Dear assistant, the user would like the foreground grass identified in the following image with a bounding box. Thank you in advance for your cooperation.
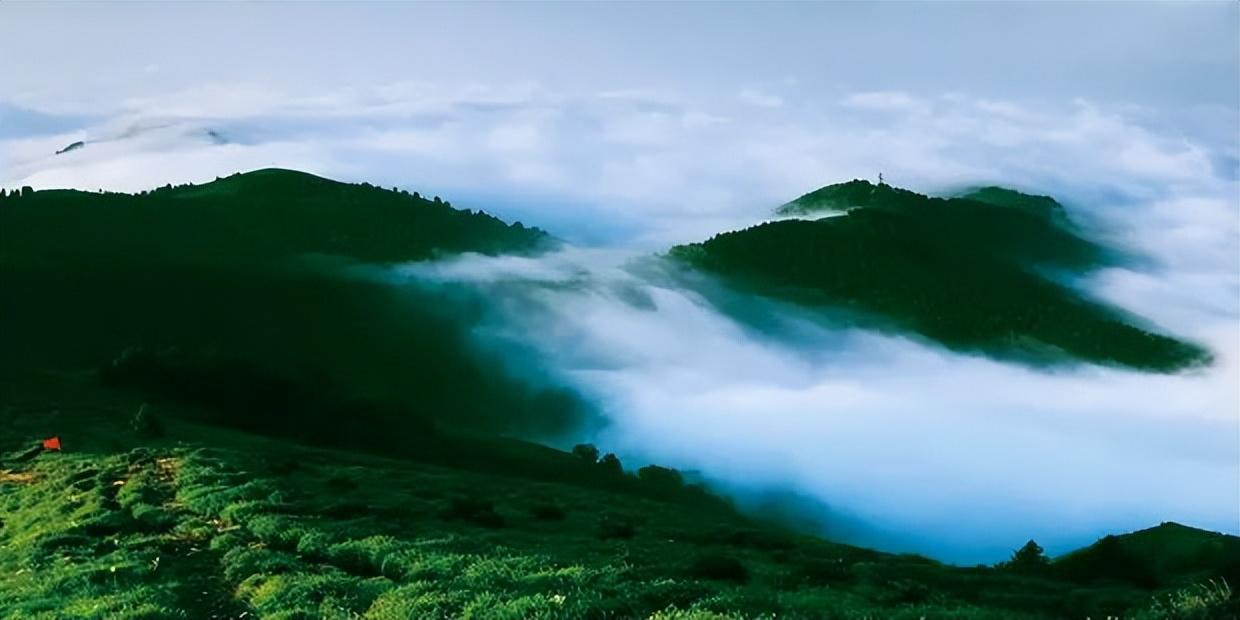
[0,376,1233,619]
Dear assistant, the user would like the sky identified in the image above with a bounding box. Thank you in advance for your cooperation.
[2,2,1238,562]
[2,2,1236,243]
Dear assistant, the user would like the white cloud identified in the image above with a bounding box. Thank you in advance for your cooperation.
[842,90,928,114]
[395,239,1238,564]
[738,88,784,108]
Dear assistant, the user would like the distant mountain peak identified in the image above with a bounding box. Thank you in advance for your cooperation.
[776,180,1071,224]
[675,180,1210,372]
[54,140,85,155]
[775,179,880,216]
[958,186,1067,223]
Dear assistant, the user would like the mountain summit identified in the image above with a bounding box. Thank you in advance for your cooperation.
[673,181,1209,371]
[0,168,552,270]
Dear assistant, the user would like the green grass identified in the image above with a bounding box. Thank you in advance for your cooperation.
[2,372,1234,619]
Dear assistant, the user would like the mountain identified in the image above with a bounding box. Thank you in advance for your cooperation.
[777,181,1068,225]
[1055,522,1240,589]
[0,169,579,439]
[775,179,898,216]
[957,186,1070,224]
[671,181,1208,372]
[54,140,85,155]
[0,168,552,271]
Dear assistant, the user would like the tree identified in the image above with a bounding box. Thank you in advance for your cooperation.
[598,453,624,476]
[130,403,165,438]
[1005,540,1050,573]
[571,443,599,464]
[637,465,684,491]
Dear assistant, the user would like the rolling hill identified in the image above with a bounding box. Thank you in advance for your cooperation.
[1,369,1236,620]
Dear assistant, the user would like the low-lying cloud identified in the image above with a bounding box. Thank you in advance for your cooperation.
[395,233,1236,565]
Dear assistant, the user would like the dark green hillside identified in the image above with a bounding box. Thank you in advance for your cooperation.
[0,170,580,438]
[1,372,1235,619]
[775,179,903,216]
[1055,522,1240,589]
[672,182,1208,371]
[0,168,551,270]
[957,186,1068,223]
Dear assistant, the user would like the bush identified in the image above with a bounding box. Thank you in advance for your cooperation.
[598,453,624,476]
[637,465,685,492]
[686,553,749,584]
[1135,579,1236,620]
[528,502,566,522]
[596,515,638,540]
[571,443,599,463]
[789,557,853,585]
[130,404,165,438]
[1001,540,1050,575]
[442,497,505,528]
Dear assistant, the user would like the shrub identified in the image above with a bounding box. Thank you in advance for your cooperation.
[598,453,624,476]
[442,497,505,528]
[297,531,334,559]
[686,553,749,584]
[1135,579,1236,620]
[326,536,406,578]
[1001,540,1050,575]
[637,465,685,492]
[789,557,853,585]
[571,443,599,464]
[325,475,358,492]
[130,404,165,439]
[528,502,566,522]
[596,515,638,540]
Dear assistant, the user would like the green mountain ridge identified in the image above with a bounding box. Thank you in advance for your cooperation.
[672,181,1209,372]
[0,169,585,439]
[776,180,1069,225]
[1055,522,1240,589]
[0,167,553,271]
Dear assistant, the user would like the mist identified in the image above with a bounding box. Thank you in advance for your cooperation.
[389,232,1235,564]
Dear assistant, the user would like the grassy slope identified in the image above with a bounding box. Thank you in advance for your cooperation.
[1055,523,1240,589]
[5,372,1235,620]
[672,181,1207,372]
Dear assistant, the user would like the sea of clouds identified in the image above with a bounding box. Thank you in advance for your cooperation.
[2,82,1236,563]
